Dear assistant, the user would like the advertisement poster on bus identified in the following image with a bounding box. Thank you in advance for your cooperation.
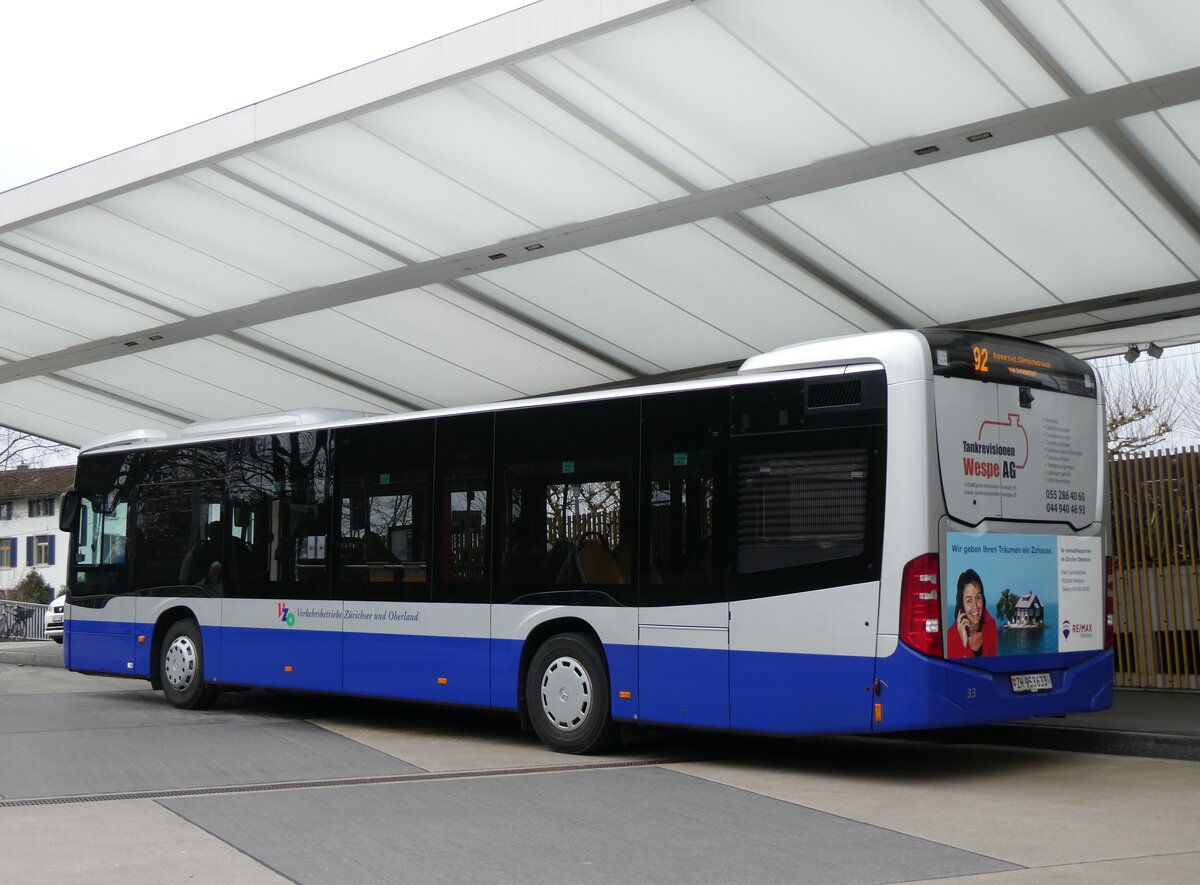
[933,377,1099,528]
[945,532,1102,658]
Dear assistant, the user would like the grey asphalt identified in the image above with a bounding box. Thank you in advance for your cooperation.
[2,640,1197,760]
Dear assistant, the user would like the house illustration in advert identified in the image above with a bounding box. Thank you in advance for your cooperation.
[1009,593,1046,629]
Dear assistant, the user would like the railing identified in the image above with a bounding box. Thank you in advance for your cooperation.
[0,600,49,641]
[1110,446,1200,690]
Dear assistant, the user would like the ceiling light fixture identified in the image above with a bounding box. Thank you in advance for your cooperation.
[1124,345,1140,363]
[1146,342,1164,359]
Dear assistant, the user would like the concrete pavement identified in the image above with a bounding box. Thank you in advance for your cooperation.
[2,639,1197,760]
[2,662,1198,885]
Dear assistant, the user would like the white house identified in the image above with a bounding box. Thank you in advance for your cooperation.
[0,464,75,598]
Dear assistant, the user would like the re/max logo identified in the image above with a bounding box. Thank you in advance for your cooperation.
[278,603,296,627]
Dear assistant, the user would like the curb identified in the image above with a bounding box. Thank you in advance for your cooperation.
[931,723,1200,762]
[0,646,64,669]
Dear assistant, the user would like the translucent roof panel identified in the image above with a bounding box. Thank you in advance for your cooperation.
[1,0,1199,447]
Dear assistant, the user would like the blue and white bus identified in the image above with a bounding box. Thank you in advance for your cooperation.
[60,330,1113,753]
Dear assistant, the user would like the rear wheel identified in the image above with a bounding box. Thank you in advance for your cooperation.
[160,619,219,710]
[525,632,616,754]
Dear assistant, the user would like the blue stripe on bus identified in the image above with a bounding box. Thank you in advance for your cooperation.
[65,618,1112,733]
[729,649,877,734]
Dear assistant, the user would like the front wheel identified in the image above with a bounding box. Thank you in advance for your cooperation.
[525,633,616,754]
[160,619,219,710]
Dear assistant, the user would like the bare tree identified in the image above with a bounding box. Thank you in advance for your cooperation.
[1099,345,1200,455]
[0,426,71,474]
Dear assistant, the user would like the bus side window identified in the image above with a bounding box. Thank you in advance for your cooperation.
[495,400,638,606]
[227,431,333,600]
[640,388,727,608]
[334,421,433,602]
[433,414,493,604]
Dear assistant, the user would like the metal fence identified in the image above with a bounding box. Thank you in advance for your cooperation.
[0,599,48,642]
[1110,446,1200,690]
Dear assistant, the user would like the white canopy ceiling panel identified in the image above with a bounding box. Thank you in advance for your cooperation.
[219,153,439,266]
[738,205,935,329]
[453,270,663,376]
[0,377,187,442]
[703,0,1046,144]
[96,173,394,294]
[1055,127,1200,275]
[762,173,1058,324]
[1005,0,1200,92]
[3,0,1200,447]
[0,252,177,342]
[178,168,406,274]
[237,121,535,259]
[530,4,866,189]
[125,337,389,417]
[12,206,284,312]
[63,355,278,423]
[245,310,533,409]
[471,249,752,372]
[575,223,864,352]
[333,286,619,396]
[0,229,211,322]
[920,0,1069,108]
[417,282,639,383]
[908,137,1198,301]
[0,313,86,361]
[1121,101,1200,217]
[354,70,685,227]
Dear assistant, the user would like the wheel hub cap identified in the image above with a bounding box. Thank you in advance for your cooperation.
[540,655,591,732]
[164,635,197,692]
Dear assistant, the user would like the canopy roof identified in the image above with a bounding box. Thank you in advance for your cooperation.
[3,0,1200,448]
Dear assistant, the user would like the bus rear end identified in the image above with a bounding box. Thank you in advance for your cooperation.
[876,330,1112,731]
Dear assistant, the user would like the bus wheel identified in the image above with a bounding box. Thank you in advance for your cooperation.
[160,619,219,710]
[526,633,616,754]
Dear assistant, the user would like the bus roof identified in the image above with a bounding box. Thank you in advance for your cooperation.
[79,330,942,455]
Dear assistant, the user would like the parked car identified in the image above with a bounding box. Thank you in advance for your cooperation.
[45,594,66,644]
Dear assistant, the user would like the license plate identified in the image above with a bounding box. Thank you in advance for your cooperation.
[1011,672,1052,693]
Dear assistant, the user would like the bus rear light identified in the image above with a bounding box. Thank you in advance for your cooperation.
[900,553,943,658]
[1105,555,1115,650]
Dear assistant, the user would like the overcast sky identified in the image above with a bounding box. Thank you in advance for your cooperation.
[1,0,528,193]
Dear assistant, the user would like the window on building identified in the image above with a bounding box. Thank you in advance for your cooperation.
[0,502,12,520]
[29,534,56,567]
[29,498,55,518]
[0,537,16,568]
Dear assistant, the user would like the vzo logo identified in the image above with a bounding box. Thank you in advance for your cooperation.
[278,602,296,627]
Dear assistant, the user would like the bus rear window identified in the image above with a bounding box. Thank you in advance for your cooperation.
[737,449,868,573]
[920,329,1096,398]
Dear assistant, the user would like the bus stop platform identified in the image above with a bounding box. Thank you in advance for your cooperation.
[2,640,1196,761]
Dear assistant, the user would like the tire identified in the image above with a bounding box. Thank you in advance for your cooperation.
[160,619,219,710]
[525,632,616,754]
[52,636,63,644]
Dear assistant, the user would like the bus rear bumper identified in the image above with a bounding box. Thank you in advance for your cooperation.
[872,644,1114,733]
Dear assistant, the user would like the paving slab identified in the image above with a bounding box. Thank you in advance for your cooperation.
[160,766,1016,885]
[0,800,286,884]
[665,735,1200,868]
[0,688,421,801]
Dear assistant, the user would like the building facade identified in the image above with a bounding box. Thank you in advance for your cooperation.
[0,464,75,598]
